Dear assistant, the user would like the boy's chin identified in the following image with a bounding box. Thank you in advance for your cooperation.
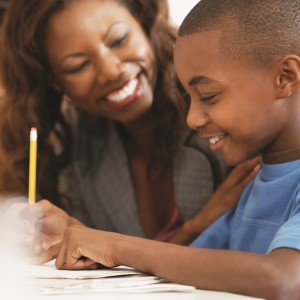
[223,155,250,166]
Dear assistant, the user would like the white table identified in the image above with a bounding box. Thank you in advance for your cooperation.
[0,254,264,300]
[23,278,263,300]
[26,290,263,300]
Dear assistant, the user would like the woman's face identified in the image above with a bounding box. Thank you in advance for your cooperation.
[45,0,157,124]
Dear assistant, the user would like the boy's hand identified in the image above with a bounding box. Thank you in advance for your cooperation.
[55,226,119,270]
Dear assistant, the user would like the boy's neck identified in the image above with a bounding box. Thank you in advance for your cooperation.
[262,148,300,164]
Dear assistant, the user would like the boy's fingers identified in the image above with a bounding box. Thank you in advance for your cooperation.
[84,258,99,269]
[55,240,68,269]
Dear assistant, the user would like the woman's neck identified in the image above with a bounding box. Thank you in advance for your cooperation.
[120,112,156,157]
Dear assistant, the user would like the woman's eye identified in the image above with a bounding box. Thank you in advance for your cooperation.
[110,34,127,48]
[65,61,89,74]
[200,95,215,103]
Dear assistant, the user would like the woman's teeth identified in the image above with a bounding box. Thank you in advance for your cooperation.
[209,136,224,145]
[106,78,138,103]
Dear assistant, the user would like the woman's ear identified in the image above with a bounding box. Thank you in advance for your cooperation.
[275,55,300,98]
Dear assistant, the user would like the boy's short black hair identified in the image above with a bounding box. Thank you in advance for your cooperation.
[178,0,300,66]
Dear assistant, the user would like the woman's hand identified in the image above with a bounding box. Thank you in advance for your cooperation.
[55,225,120,270]
[168,156,261,245]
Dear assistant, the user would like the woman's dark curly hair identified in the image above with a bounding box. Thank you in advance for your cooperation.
[0,0,187,205]
[0,1,7,24]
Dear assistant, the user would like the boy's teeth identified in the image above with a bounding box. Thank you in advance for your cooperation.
[209,136,223,145]
[106,78,138,103]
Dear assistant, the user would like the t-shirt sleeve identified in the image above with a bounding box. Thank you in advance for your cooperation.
[268,190,300,253]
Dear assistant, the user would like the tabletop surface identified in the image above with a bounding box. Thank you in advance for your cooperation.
[19,278,264,300]
[1,256,264,300]
[24,289,264,300]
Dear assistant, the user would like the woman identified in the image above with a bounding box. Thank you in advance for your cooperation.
[0,0,258,249]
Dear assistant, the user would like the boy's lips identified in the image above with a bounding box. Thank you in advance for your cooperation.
[208,134,226,145]
[200,133,228,151]
[200,132,227,141]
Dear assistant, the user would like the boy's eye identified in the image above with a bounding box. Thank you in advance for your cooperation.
[110,34,127,48]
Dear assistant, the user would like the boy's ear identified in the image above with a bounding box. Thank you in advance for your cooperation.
[275,55,300,98]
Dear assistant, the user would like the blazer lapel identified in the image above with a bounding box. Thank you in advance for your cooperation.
[89,122,144,236]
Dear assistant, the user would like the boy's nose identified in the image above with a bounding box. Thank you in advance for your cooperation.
[187,100,209,130]
[96,52,124,85]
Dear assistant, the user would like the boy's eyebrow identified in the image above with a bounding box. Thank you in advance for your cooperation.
[188,75,217,86]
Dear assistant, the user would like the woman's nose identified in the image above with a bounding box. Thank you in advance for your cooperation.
[96,51,124,85]
[187,99,209,130]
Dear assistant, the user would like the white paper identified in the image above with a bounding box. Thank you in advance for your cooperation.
[35,278,195,295]
[25,260,196,295]
[24,260,144,279]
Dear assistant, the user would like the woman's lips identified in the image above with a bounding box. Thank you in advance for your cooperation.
[105,78,139,103]
[100,75,142,109]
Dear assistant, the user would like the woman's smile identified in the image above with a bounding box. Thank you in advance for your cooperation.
[105,77,139,103]
[45,0,156,123]
[99,73,143,109]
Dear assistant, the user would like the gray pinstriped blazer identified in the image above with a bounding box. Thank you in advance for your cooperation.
[59,118,227,237]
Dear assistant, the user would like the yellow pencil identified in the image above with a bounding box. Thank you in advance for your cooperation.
[28,127,38,205]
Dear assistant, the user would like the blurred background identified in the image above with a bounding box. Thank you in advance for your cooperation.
[168,0,199,25]
[0,1,200,27]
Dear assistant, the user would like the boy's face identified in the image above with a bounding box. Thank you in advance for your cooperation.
[174,30,286,165]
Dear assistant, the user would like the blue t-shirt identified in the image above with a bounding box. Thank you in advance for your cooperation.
[191,159,300,254]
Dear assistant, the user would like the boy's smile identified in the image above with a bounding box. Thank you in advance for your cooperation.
[174,30,293,165]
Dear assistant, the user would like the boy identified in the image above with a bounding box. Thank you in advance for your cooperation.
[46,0,300,299]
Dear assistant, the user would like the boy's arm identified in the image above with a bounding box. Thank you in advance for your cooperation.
[118,236,300,300]
[55,226,300,300]
[131,242,300,299]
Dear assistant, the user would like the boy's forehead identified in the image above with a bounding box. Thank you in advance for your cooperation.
[175,30,221,58]
[174,30,222,78]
